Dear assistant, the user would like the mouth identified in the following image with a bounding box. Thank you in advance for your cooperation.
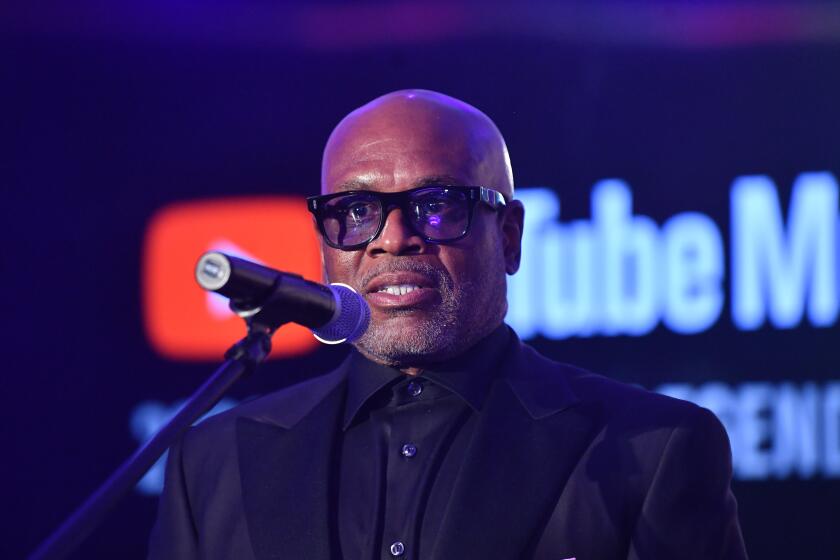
[364,272,439,309]
[375,284,422,296]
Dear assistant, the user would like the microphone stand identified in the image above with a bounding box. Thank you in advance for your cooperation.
[29,309,279,560]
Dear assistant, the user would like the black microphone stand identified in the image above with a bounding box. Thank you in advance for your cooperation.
[29,305,283,560]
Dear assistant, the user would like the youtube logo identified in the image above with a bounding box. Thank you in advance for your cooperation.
[142,196,322,360]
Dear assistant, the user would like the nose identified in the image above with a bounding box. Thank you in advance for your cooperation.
[366,206,426,256]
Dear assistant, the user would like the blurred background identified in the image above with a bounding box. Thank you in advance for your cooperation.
[4,0,840,557]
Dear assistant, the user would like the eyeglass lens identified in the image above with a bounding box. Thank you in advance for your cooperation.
[321,188,471,248]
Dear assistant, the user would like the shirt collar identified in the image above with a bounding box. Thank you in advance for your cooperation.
[342,324,512,430]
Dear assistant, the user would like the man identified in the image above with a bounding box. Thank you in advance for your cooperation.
[149,90,747,559]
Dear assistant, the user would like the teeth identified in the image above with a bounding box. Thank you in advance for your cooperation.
[378,284,421,296]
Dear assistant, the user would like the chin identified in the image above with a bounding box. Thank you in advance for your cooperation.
[356,286,507,366]
[355,317,460,366]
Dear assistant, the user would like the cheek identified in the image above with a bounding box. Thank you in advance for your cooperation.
[466,218,505,262]
[321,246,359,285]
[442,232,504,285]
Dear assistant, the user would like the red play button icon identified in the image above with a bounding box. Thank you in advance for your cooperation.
[142,196,322,360]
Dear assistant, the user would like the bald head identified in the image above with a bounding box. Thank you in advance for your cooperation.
[315,90,524,368]
[321,89,514,198]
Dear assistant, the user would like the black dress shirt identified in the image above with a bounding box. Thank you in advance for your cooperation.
[337,324,512,559]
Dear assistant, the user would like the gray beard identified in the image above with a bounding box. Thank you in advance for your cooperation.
[351,259,506,367]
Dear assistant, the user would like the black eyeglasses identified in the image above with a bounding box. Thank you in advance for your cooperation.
[306,185,507,250]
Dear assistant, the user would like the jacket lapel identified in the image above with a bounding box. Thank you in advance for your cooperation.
[236,367,347,560]
[431,340,600,559]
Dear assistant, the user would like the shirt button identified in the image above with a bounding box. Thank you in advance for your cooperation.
[406,380,423,397]
[401,443,417,458]
[389,541,405,556]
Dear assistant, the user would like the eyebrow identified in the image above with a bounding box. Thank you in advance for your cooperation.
[410,175,467,188]
[336,179,373,192]
[335,174,470,193]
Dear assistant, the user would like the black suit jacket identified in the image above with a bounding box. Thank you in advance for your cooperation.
[148,334,747,559]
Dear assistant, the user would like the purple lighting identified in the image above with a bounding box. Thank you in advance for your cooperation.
[3,1,840,50]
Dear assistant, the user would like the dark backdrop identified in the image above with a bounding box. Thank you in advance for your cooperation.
[4,2,840,558]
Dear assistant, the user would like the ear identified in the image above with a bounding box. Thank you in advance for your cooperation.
[500,200,524,275]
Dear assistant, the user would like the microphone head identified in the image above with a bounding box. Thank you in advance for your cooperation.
[313,283,370,345]
[195,251,232,291]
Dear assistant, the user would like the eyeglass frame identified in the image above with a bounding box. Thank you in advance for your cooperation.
[306,185,508,250]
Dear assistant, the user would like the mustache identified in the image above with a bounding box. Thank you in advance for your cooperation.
[358,259,452,292]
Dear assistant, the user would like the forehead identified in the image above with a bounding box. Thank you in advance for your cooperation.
[322,102,492,195]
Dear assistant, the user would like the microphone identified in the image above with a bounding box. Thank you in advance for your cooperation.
[195,251,370,344]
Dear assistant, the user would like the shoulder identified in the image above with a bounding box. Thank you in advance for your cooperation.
[179,364,348,457]
[568,358,712,426]
[568,360,730,457]
[509,337,725,439]
[512,339,733,480]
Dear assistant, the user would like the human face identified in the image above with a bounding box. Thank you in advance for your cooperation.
[320,99,522,367]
